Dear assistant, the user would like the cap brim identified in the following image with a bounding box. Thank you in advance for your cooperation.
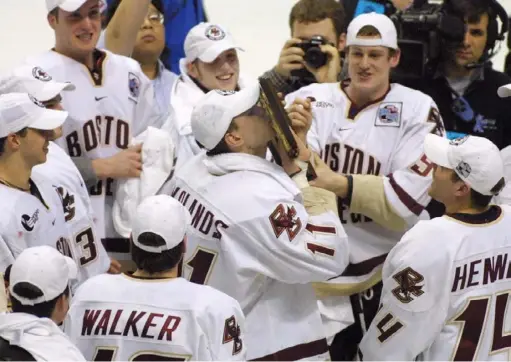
[199,43,244,63]
[64,256,78,281]
[59,0,87,12]
[32,82,75,102]
[424,134,451,168]
[498,84,511,98]
[30,108,69,131]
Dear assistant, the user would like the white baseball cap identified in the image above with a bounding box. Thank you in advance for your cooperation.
[424,134,505,196]
[347,12,398,49]
[0,65,75,101]
[0,93,68,138]
[9,246,77,306]
[184,22,244,63]
[497,84,511,98]
[191,84,261,150]
[131,195,191,253]
[46,0,88,12]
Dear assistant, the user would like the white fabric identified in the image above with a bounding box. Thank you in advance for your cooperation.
[360,205,511,361]
[0,65,75,101]
[170,152,349,360]
[191,85,260,150]
[0,313,85,361]
[32,142,110,290]
[45,0,86,12]
[131,195,191,252]
[66,274,246,360]
[425,134,504,196]
[184,22,243,63]
[169,59,255,171]
[0,93,68,138]
[497,83,511,98]
[9,246,77,306]
[347,12,398,49]
[112,127,176,238]
[493,146,511,205]
[286,82,445,339]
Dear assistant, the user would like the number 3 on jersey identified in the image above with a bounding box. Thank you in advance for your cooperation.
[184,247,218,285]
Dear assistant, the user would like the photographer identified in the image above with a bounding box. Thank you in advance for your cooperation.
[421,0,511,149]
[261,0,346,95]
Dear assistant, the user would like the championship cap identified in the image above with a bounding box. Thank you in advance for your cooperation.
[0,65,75,101]
[0,93,68,138]
[46,0,88,12]
[184,22,244,63]
[9,246,77,306]
[424,134,505,196]
[191,84,261,150]
[497,84,511,98]
[131,195,191,253]
[346,12,398,49]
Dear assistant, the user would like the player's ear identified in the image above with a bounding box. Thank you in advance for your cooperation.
[337,33,346,52]
[187,61,199,79]
[224,129,242,150]
[47,13,58,29]
[389,48,401,68]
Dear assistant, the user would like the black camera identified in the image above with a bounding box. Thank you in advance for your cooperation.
[296,36,328,69]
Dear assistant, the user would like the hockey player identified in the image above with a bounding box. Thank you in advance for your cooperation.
[65,195,246,361]
[285,12,446,359]
[170,84,349,360]
[360,134,510,360]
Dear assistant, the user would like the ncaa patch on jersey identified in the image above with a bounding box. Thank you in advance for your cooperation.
[375,102,402,127]
[128,72,140,100]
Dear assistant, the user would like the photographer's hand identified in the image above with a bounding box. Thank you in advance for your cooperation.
[305,44,341,84]
[275,38,306,79]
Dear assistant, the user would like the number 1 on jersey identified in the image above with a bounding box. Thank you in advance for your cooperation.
[185,247,218,285]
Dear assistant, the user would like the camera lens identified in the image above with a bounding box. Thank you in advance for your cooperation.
[304,48,327,69]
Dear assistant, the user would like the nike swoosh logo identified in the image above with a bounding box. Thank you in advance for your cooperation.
[339,128,352,131]
[95,96,107,101]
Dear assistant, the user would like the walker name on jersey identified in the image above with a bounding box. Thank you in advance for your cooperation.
[65,115,130,157]
[172,187,229,240]
[323,143,382,224]
[82,308,181,341]
[452,252,511,293]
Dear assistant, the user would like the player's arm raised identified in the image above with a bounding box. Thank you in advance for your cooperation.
[310,98,446,231]
[360,223,451,360]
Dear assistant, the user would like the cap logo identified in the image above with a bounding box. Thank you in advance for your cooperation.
[449,135,469,146]
[205,25,226,41]
[456,161,471,178]
[32,67,52,82]
[29,95,45,108]
[215,90,236,96]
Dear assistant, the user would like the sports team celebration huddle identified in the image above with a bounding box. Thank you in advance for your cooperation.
[1,0,511,360]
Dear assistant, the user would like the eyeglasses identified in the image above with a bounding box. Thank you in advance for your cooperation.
[146,12,164,25]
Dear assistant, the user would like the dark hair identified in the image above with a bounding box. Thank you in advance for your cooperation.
[104,0,170,67]
[351,25,398,57]
[131,232,184,274]
[289,0,346,38]
[0,128,28,156]
[10,283,70,319]
[451,172,504,209]
[446,0,495,24]
[48,8,59,19]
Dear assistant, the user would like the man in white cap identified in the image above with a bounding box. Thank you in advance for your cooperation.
[170,84,349,360]
[284,11,446,359]
[360,134,511,361]
[24,0,172,264]
[65,195,246,361]
[0,93,73,274]
[0,246,85,360]
[170,22,253,171]
[0,65,116,284]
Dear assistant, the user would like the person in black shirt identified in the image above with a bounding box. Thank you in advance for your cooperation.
[421,0,511,149]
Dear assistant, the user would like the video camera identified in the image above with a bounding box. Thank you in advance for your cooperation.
[390,0,466,86]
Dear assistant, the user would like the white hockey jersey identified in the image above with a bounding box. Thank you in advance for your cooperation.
[286,82,445,286]
[24,49,166,247]
[32,142,110,289]
[65,274,246,361]
[0,177,71,273]
[361,205,511,361]
[170,152,349,360]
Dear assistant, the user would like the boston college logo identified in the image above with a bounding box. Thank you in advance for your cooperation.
[205,25,226,41]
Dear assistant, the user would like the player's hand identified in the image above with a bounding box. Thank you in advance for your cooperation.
[106,143,143,179]
[275,38,305,79]
[274,128,311,175]
[108,258,122,274]
[305,44,341,84]
[309,153,348,197]
[286,97,313,144]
